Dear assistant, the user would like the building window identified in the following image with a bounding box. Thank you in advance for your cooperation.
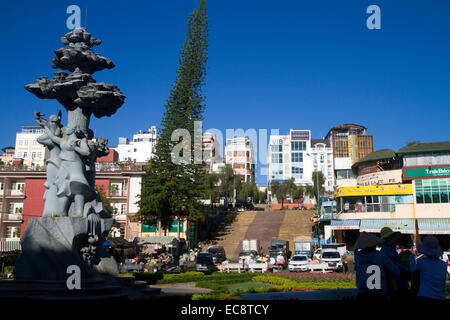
[169,220,184,233]
[291,141,306,151]
[18,152,22,158]
[37,152,42,158]
[271,145,282,152]
[23,152,27,158]
[24,140,28,146]
[291,152,303,163]
[416,178,449,204]
[32,152,36,159]
[18,140,23,146]
[320,154,324,163]
[292,166,303,179]
[271,153,283,164]
[141,220,157,233]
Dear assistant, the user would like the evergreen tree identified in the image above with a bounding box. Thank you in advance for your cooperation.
[137,0,208,235]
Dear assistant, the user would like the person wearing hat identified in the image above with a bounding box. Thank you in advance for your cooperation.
[379,227,413,300]
[411,236,447,300]
[354,232,400,301]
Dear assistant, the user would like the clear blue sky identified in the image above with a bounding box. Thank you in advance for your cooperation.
[1,0,449,186]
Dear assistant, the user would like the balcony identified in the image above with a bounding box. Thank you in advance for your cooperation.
[108,190,127,198]
[339,203,396,214]
[3,213,23,222]
[5,189,25,197]
[114,214,127,222]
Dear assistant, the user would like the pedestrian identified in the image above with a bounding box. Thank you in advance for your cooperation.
[379,227,412,300]
[354,232,400,301]
[411,236,447,301]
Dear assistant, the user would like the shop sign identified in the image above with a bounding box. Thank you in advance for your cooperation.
[335,184,413,197]
[403,165,450,180]
[357,169,402,186]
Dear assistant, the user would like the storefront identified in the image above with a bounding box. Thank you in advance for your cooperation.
[330,220,360,250]
[335,184,414,213]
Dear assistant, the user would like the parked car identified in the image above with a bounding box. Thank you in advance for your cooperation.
[195,253,215,273]
[207,245,226,264]
[288,254,309,272]
[320,249,343,272]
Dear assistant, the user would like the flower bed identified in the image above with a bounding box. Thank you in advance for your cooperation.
[252,274,356,291]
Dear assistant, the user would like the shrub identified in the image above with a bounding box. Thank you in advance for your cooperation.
[192,292,240,300]
[252,275,356,291]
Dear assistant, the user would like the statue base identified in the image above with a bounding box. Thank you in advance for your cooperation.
[14,216,119,281]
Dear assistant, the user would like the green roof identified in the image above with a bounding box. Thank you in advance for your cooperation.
[397,141,450,154]
[352,149,396,168]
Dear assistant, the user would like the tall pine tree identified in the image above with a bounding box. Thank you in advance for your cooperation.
[137,0,208,236]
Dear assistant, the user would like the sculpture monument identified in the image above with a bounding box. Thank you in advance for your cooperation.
[14,27,125,281]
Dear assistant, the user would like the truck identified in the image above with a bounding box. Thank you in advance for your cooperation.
[268,239,290,269]
[294,236,313,257]
[242,239,259,253]
[321,243,347,257]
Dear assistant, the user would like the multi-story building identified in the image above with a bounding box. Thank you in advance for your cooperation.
[311,139,334,193]
[267,130,313,187]
[0,147,15,164]
[0,160,145,244]
[202,131,221,173]
[225,137,255,183]
[325,124,373,188]
[14,126,48,168]
[116,125,158,163]
[331,141,450,251]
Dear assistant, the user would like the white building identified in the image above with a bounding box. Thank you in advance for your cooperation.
[267,129,313,187]
[311,139,334,192]
[117,125,158,163]
[14,126,48,168]
[202,132,221,172]
[225,137,255,183]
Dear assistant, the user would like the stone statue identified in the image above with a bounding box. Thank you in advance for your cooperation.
[15,28,125,281]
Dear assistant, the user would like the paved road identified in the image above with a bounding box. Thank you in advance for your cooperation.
[236,210,286,258]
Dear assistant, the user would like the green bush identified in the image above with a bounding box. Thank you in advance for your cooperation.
[252,275,356,291]
[3,266,14,274]
[192,292,240,300]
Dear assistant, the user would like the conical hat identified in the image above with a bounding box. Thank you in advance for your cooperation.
[354,232,384,250]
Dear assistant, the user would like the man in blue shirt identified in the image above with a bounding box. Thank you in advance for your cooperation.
[354,232,400,301]
[412,236,447,300]
[379,227,414,300]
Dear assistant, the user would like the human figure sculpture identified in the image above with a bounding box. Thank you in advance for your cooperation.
[35,111,67,217]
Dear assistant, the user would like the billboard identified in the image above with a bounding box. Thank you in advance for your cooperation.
[290,130,310,141]
[403,165,450,180]
[335,184,413,198]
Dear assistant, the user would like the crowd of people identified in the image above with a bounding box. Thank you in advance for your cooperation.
[354,227,448,301]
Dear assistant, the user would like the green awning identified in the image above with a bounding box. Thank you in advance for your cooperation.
[0,240,21,252]
[360,219,416,234]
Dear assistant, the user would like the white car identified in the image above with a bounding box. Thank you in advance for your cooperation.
[288,255,309,272]
[320,249,343,272]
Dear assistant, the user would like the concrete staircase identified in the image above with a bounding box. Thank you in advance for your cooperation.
[204,209,315,261]
[208,210,258,260]
[277,210,315,254]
